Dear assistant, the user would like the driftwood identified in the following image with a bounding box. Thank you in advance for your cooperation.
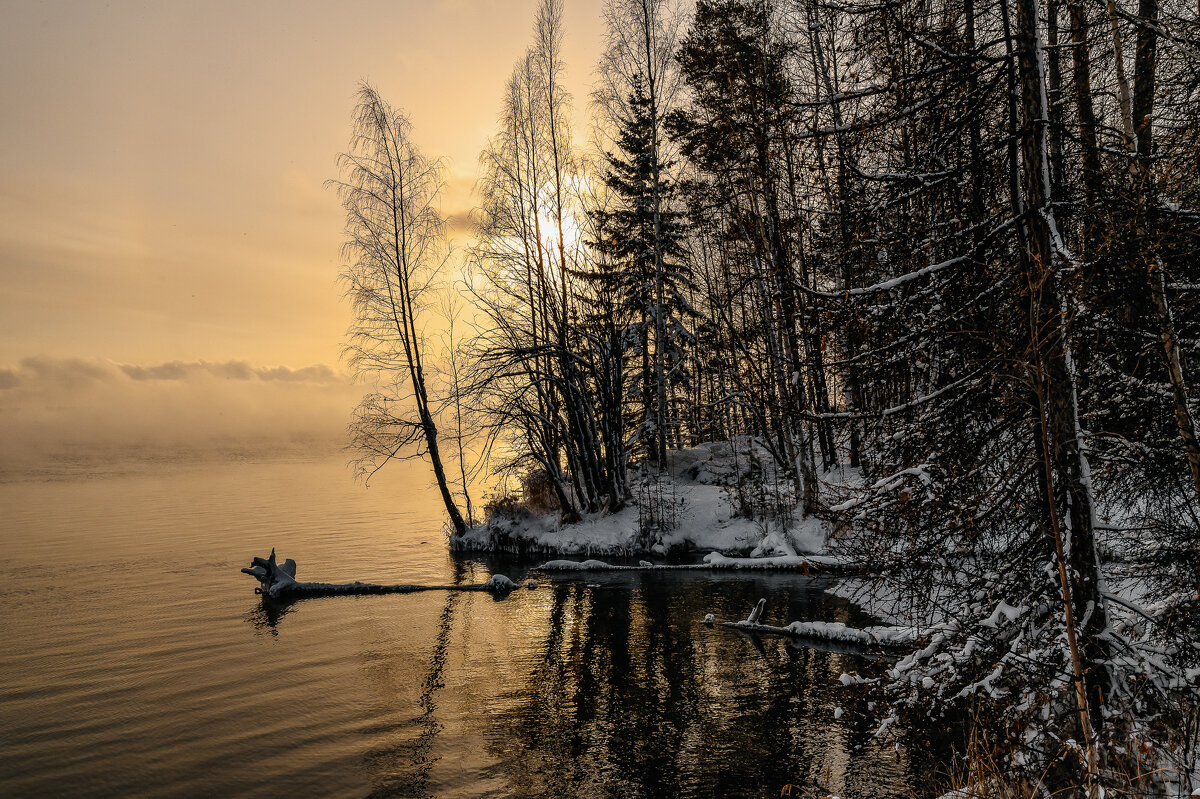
[536,554,870,576]
[242,549,523,601]
[714,598,919,653]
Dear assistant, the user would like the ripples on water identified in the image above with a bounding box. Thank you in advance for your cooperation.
[0,453,935,798]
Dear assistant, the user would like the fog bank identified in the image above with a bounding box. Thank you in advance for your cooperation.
[0,356,361,472]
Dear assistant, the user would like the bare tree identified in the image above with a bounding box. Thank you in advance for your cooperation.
[465,0,628,521]
[436,289,479,527]
[331,83,468,536]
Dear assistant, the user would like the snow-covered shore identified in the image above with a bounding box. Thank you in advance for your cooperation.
[534,550,860,574]
[452,440,851,559]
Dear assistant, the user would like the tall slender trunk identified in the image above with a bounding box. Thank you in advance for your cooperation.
[1046,0,1066,202]
[383,131,467,537]
[803,6,842,470]
[447,315,475,528]
[1066,0,1103,264]
[1149,260,1200,502]
[642,0,671,468]
[1012,0,1107,784]
[1104,0,1137,150]
[1130,0,1200,501]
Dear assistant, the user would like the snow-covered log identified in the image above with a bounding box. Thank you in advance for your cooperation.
[241,549,523,601]
[535,551,864,574]
[715,599,921,651]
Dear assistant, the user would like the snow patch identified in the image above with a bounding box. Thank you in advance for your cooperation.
[453,441,843,557]
[484,574,518,592]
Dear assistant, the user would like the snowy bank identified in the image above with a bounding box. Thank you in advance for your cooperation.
[535,550,861,574]
[452,440,846,558]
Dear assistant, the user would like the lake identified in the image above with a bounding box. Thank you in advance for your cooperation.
[0,451,939,797]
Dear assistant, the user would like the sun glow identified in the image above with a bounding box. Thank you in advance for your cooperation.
[536,208,586,252]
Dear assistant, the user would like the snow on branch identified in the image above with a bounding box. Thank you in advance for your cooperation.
[799,371,985,422]
[809,256,968,299]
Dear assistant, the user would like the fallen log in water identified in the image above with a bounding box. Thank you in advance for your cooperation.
[241,549,523,601]
[536,551,870,575]
[712,599,921,651]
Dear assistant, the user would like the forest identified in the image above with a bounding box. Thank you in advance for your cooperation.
[330,0,1200,794]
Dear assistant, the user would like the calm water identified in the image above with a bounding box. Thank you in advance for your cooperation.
[0,452,935,797]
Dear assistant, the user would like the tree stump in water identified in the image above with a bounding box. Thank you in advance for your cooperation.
[241,549,299,597]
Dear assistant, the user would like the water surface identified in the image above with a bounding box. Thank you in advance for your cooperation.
[1,452,932,797]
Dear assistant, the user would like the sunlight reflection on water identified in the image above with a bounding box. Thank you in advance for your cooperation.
[0,454,929,798]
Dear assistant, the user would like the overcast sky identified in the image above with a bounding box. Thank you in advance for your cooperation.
[0,1,607,460]
[0,0,606,368]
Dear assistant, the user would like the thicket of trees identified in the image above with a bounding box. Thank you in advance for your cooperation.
[337,0,1199,792]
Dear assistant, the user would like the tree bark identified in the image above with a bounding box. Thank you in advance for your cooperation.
[1066,0,1103,264]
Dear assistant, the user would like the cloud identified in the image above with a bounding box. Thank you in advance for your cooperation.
[258,364,340,383]
[114,359,342,383]
[0,356,364,471]
[8,355,116,390]
[119,361,214,381]
[0,356,347,388]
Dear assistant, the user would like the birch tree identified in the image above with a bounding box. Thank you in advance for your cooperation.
[332,83,468,536]
[469,0,621,519]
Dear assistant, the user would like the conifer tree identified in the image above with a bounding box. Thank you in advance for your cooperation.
[592,77,695,465]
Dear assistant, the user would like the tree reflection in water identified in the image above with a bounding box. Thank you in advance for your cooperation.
[479,573,921,799]
[244,567,946,797]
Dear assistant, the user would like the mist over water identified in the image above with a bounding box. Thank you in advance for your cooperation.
[0,356,359,478]
[0,452,934,797]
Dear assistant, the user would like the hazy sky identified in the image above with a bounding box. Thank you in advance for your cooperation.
[0,0,606,459]
[0,0,606,367]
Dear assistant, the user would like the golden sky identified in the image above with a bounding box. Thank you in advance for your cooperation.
[0,0,606,368]
[0,0,607,463]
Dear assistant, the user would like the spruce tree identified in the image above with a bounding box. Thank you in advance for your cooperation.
[591,75,695,466]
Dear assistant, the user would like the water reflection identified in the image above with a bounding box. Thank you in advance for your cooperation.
[245,598,294,634]
[5,456,951,799]
[362,592,460,799]
[490,576,903,798]
[325,568,922,798]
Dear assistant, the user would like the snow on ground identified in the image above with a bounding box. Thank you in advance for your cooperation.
[452,440,840,557]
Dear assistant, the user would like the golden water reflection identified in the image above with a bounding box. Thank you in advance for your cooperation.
[283,571,925,799]
[1,457,937,798]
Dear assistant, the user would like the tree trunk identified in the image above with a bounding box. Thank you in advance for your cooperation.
[1066,0,1103,264]
[1131,0,1200,501]
[421,406,469,535]
[1105,0,1137,150]
[1149,260,1200,502]
[1012,0,1107,785]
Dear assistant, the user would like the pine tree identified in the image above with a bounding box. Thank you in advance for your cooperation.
[592,76,696,466]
